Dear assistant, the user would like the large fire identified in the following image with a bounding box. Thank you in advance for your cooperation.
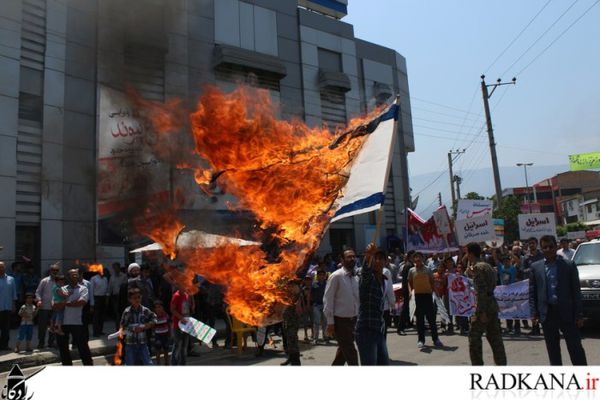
[135,86,380,325]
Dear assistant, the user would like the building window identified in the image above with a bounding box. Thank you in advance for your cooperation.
[587,204,593,214]
[215,0,278,57]
[317,49,347,127]
[18,92,43,122]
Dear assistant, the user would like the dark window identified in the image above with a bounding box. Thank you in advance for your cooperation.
[18,92,43,122]
[318,48,342,72]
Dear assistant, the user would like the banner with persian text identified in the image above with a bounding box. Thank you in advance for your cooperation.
[569,152,600,171]
[495,280,532,320]
[518,213,557,240]
[455,215,495,245]
[97,85,170,244]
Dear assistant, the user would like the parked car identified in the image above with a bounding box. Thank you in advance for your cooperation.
[573,239,600,320]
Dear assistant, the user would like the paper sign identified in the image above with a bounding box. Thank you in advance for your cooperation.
[495,280,531,320]
[567,231,587,240]
[433,207,451,235]
[455,215,495,245]
[447,274,475,317]
[518,213,557,240]
[178,317,216,345]
[456,199,493,221]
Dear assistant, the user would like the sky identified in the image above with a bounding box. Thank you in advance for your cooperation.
[344,0,600,210]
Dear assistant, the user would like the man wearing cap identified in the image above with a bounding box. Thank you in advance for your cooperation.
[35,263,61,349]
[556,239,575,261]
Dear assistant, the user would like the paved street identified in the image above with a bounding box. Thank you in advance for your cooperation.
[4,321,599,376]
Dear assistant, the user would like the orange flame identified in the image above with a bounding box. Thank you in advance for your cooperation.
[135,85,380,325]
[114,329,123,365]
[88,264,104,276]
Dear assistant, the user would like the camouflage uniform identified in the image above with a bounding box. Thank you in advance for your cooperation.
[468,261,507,365]
[282,304,299,355]
[281,283,301,366]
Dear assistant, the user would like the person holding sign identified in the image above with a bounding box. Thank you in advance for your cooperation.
[529,235,587,366]
[466,243,506,366]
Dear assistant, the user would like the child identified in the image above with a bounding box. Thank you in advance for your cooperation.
[50,275,68,336]
[120,288,156,366]
[153,300,170,365]
[15,293,37,352]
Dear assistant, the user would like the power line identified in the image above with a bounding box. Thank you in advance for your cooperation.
[411,105,484,122]
[500,0,581,77]
[484,0,553,74]
[410,96,485,116]
[515,0,600,76]
[413,124,488,138]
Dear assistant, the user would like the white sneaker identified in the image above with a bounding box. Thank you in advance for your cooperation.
[417,341,424,349]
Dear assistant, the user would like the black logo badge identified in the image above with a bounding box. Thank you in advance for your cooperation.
[1,365,45,400]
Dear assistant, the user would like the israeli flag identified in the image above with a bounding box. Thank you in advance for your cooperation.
[331,102,399,222]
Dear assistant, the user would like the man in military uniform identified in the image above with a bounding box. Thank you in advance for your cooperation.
[466,242,507,365]
[280,280,301,366]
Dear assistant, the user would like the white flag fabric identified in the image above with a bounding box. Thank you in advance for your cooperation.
[331,103,398,222]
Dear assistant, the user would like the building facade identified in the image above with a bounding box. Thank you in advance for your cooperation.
[503,170,600,225]
[0,0,415,275]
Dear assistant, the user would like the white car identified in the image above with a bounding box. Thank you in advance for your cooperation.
[572,239,600,319]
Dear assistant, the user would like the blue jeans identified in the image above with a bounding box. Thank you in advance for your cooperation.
[124,344,153,366]
[355,329,389,366]
[18,325,33,341]
[171,329,189,365]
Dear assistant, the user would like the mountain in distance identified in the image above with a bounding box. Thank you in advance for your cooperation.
[410,164,569,217]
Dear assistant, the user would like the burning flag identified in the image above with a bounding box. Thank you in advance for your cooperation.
[133,86,399,325]
[330,103,399,222]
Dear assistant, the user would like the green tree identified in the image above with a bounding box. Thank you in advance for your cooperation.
[465,192,485,200]
[493,196,521,244]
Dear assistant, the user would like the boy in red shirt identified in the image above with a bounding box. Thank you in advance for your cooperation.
[170,286,193,365]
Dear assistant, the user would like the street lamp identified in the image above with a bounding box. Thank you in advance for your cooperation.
[516,162,534,213]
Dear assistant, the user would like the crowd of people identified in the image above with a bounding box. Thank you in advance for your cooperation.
[0,234,592,366]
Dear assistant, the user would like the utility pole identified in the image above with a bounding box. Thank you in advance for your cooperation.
[517,162,534,213]
[481,75,516,208]
[448,149,465,213]
[455,175,463,200]
[438,192,442,207]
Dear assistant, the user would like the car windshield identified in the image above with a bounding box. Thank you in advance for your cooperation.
[573,244,600,266]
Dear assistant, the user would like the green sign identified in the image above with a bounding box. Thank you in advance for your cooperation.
[569,152,600,171]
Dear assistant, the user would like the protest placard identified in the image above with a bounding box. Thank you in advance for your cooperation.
[447,274,475,317]
[495,280,531,320]
[455,215,495,245]
[456,199,493,221]
[406,207,458,253]
[518,213,557,240]
[179,317,217,345]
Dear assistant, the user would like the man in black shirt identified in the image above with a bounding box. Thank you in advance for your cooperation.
[397,250,415,335]
[524,237,544,336]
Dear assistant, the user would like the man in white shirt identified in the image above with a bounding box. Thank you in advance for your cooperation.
[57,268,93,365]
[556,238,575,261]
[35,263,60,349]
[323,249,359,365]
[107,262,126,331]
[91,269,108,337]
